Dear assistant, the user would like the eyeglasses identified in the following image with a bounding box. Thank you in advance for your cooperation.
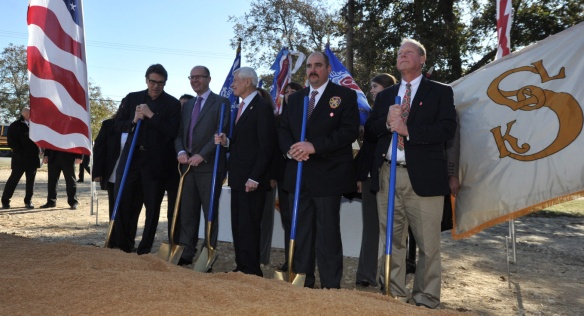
[148,78,166,86]
[188,75,210,80]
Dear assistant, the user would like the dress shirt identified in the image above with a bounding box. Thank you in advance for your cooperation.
[387,74,423,163]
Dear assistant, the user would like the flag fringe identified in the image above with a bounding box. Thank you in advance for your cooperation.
[451,190,584,240]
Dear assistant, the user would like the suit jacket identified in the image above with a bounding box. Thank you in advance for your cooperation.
[92,119,121,190]
[365,78,457,196]
[278,82,360,196]
[175,91,230,173]
[7,117,40,170]
[227,94,276,191]
[115,90,181,180]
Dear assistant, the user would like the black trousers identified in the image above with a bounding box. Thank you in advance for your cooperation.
[47,152,78,206]
[231,188,265,277]
[2,167,37,205]
[291,190,343,289]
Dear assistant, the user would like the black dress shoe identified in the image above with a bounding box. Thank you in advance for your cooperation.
[25,203,34,209]
[77,179,84,183]
[355,280,371,287]
[40,203,56,209]
[1,203,10,209]
[70,203,79,210]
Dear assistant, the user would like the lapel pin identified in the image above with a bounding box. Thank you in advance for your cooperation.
[330,112,334,117]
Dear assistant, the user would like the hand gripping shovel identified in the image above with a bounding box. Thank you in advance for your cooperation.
[105,120,141,248]
[274,96,309,286]
[156,163,190,264]
[194,103,226,272]
[384,96,400,297]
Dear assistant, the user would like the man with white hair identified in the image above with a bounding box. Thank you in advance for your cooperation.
[215,67,276,276]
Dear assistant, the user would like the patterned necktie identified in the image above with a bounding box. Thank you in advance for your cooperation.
[187,96,203,152]
[397,83,411,151]
[307,90,318,119]
[235,101,245,124]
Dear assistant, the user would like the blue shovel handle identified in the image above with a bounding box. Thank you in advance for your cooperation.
[290,96,309,242]
[111,119,141,222]
[385,96,401,256]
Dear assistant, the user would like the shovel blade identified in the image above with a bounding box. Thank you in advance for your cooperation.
[273,270,305,287]
[156,243,184,265]
[274,270,286,281]
[193,247,218,272]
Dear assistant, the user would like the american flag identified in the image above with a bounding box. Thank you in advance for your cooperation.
[27,0,91,155]
[496,0,512,59]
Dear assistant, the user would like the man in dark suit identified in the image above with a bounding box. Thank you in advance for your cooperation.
[365,39,456,308]
[174,65,230,266]
[215,67,276,276]
[114,64,181,254]
[278,51,360,289]
[92,116,122,218]
[1,107,40,209]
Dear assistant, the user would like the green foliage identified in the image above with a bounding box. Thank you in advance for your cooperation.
[0,44,29,123]
[233,0,583,93]
[0,43,117,141]
[229,0,337,73]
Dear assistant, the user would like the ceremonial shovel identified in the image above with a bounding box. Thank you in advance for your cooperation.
[274,96,309,286]
[384,96,400,297]
[156,163,190,264]
[105,120,141,248]
[194,103,226,272]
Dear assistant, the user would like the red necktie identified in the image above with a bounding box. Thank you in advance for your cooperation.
[235,101,245,124]
[397,83,411,151]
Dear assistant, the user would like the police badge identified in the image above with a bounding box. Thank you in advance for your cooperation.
[329,96,341,109]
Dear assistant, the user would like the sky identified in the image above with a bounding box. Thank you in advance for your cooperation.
[0,0,257,104]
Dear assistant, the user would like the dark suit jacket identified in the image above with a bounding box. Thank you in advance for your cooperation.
[365,78,457,196]
[175,91,230,173]
[278,82,360,196]
[227,94,276,191]
[92,119,121,190]
[115,90,181,180]
[7,117,40,170]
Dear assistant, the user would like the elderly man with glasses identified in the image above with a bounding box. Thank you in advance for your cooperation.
[114,64,181,254]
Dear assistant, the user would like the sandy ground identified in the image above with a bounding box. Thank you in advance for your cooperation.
[1,164,583,315]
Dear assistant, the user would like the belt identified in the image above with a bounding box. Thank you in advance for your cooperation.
[384,158,407,168]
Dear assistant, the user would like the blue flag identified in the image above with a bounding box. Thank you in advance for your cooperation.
[324,44,371,126]
[220,42,241,138]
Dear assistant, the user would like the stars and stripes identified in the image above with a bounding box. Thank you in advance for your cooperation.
[496,0,512,59]
[270,47,305,115]
[27,0,91,155]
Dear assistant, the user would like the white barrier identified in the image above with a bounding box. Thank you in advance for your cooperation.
[199,186,364,258]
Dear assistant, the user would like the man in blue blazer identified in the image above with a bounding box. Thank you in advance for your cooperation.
[365,39,457,308]
[279,51,360,289]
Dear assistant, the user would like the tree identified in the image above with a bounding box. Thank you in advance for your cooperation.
[0,44,29,123]
[229,0,340,83]
[88,83,117,141]
[0,43,117,141]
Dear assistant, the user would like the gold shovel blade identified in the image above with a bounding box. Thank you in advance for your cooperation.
[156,243,184,265]
[193,247,218,272]
[273,270,306,287]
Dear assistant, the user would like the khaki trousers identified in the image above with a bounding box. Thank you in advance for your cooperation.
[377,161,443,308]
